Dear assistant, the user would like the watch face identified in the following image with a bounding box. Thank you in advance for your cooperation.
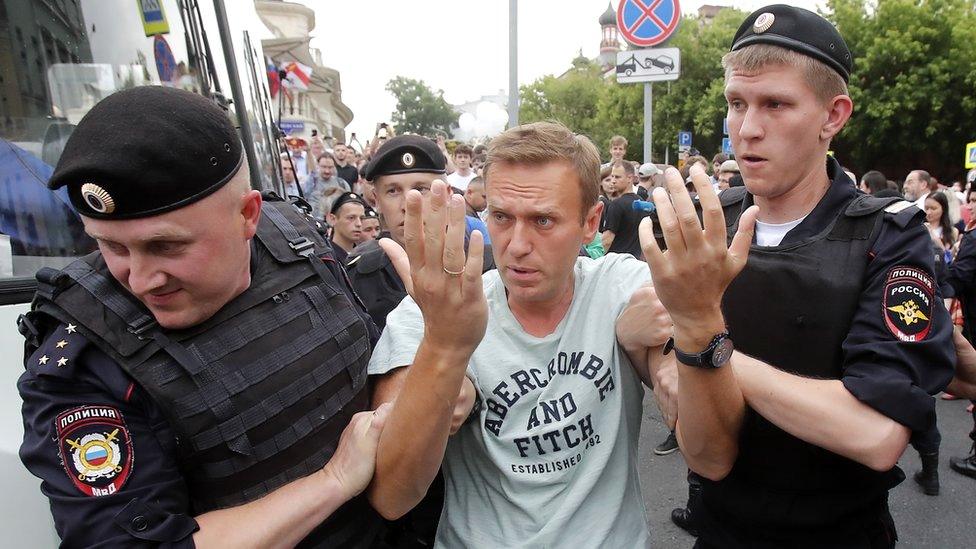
[711,338,734,367]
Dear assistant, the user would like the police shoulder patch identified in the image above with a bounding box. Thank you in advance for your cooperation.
[55,405,134,497]
[882,266,934,342]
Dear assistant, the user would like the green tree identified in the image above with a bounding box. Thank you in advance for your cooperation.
[385,76,457,136]
[828,0,976,180]
[519,59,610,149]
[518,12,744,164]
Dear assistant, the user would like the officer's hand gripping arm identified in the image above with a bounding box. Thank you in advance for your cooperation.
[616,283,677,428]
[192,404,391,548]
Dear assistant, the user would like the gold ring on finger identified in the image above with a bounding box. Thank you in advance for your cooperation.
[443,266,465,277]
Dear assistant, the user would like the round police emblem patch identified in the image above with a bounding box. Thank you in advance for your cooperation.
[80,183,116,214]
[55,405,133,497]
[753,13,775,34]
[882,266,934,342]
[401,152,415,168]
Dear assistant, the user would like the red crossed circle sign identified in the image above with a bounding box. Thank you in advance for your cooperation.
[616,0,681,47]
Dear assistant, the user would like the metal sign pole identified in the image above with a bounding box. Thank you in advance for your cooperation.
[508,0,519,128]
[644,83,652,164]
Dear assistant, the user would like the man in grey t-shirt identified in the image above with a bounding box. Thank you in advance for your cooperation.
[366,122,675,547]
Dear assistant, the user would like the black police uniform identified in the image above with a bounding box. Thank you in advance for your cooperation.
[346,235,407,332]
[944,229,976,476]
[690,157,955,548]
[17,87,381,547]
[947,229,976,345]
[685,7,955,546]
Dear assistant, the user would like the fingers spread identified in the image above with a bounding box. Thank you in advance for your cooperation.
[669,166,704,249]
[651,185,686,255]
[403,189,425,269]
[443,194,466,273]
[728,204,759,270]
[639,217,665,272]
[464,230,486,299]
[690,164,727,243]
[423,180,449,268]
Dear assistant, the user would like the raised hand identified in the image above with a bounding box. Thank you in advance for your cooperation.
[378,179,488,354]
[638,164,759,349]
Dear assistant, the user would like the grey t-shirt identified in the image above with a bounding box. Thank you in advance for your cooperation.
[370,254,652,548]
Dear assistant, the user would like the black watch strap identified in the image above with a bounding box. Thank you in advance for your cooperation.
[665,332,733,369]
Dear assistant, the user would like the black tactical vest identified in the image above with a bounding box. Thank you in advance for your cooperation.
[24,199,378,547]
[707,187,906,528]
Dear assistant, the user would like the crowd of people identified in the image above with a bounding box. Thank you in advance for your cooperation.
[15,4,976,549]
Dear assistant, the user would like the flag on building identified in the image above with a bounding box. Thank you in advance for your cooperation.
[266,57,280,98]
[282,61,312,91]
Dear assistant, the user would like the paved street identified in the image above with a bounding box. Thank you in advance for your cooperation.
[638,394,975,548]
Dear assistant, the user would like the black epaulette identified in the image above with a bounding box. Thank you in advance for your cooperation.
[346,239,390,275]
[882,200,924,229]
[25,323,89,379]
[719,186,749,209]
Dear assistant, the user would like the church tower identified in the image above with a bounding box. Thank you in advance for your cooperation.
[598,3,621,69]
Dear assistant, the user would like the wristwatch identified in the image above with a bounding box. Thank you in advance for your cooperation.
[664,332,734,369]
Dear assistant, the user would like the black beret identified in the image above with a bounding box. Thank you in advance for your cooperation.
[363,207,379,219]
[48,86,244,219]
[330,192,365,215]
[363,135,446,181]
[730,5,852,82]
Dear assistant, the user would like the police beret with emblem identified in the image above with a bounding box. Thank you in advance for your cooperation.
[362,135,446,181]
[47,86,244,219]
[730,4,853,82]
[329,191,365,215]
[363,206,378,219]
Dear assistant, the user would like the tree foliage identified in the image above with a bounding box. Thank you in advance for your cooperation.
[520,60,607,144]
[518,1,976,181]
[385,76,456,136]
[828,0,976,180]
[519,11,743,163]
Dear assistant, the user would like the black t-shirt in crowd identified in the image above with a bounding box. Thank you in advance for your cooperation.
[336,164,359,186]
[636,185,649,200]
[598,195,611,232]
[604,192,649,258]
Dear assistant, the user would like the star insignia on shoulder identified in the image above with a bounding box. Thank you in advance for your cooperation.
[38,355,49,365]
[65,324,77,334]
[57,357,68,367]
[55,340,68,349]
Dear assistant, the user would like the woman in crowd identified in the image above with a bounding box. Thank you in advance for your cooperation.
[926,191,959,261]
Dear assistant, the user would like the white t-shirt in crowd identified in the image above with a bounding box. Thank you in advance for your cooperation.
[446,170,477,192]
[755,216,807,247]
[369,254,652,549]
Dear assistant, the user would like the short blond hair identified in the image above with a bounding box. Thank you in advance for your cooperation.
[610,135,628,148]
[722,44,848,103]
[483,121,600,223]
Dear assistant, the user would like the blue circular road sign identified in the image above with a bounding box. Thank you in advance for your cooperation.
[616,0,681,47]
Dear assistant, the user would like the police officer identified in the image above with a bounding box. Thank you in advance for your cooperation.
[327,191,367,264]
[640,5,954,547]
[17,86,389,547]
[347,135,493,331]
[360,207,382,242]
